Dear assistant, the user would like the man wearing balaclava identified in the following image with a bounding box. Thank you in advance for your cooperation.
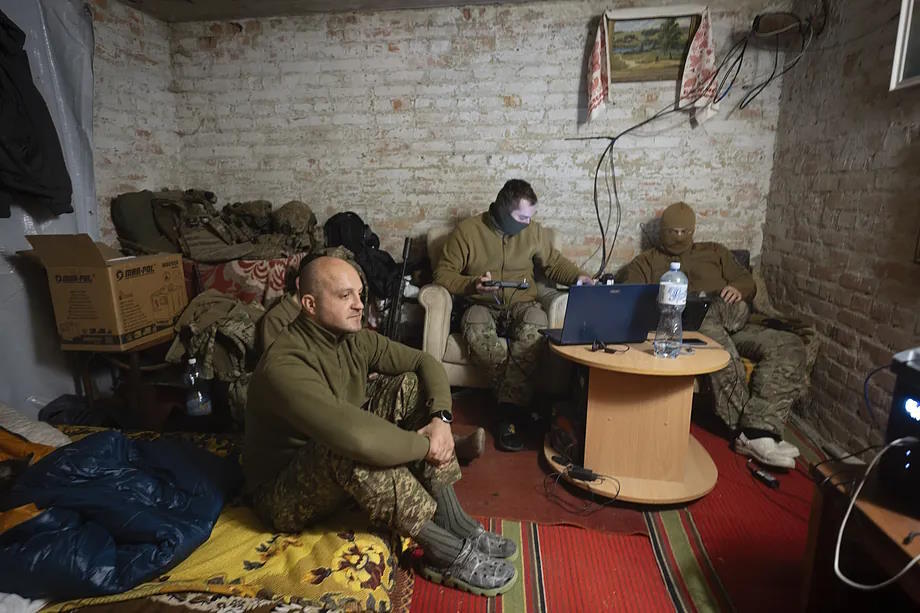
[617,202,807,469]
[434,179,593,451]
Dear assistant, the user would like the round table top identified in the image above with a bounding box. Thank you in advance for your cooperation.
[549,331,730,376]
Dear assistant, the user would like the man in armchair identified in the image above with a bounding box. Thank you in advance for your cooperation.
[616,202,807,468]
[433,179,593,451]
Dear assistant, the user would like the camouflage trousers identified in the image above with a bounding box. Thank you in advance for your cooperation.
[461,301,548,407]
[252,372,462,537]
[699,300,807,436]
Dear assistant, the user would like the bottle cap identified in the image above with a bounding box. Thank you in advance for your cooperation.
[669,262,681,270]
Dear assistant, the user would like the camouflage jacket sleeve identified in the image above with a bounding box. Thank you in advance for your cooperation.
[533,224,585,285]
[259,356,430,467]
[615,251,656,284]
[718,245,756,301]
[361,331,452,414]
[432,228,479,295]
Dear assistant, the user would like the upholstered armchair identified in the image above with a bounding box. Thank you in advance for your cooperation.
[418,224,570,391]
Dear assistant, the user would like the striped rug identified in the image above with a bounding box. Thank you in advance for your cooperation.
[403,517,673,612]
[396,424,822,612]
[644,424,820,612]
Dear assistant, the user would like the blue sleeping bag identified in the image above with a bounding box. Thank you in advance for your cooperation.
[0,431,240,599]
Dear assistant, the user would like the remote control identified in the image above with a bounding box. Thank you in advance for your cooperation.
[747,460,780,489]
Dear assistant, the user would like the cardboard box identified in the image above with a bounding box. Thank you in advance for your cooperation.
[25,234,188,352]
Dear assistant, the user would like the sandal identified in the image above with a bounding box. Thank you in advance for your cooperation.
[420,539,517,596]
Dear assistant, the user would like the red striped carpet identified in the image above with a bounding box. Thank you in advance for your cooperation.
[400,517,673,612]
[393,423,822,612]
[645,423,820,612]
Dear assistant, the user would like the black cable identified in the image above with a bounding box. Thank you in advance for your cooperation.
[812,444,882,473]
[739,34,780,109]
[543,467,622,515]
[573,31,761,277]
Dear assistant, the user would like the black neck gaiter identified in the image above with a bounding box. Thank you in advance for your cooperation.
[488,201,528,236]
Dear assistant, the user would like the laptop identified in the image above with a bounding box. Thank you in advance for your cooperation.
[542,284,712,346]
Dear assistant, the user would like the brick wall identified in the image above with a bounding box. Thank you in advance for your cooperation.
[763,0,920,448]
[91,0,180,243]
[94,0,785,271]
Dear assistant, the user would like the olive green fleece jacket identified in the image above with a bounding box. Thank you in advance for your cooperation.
[433,212,586,305]
[244,313,451,491]
[616,242,756,301]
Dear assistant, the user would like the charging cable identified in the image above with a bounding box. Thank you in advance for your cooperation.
[833,436,920,590]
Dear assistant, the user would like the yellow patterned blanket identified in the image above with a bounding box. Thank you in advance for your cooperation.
[42,427,399,613]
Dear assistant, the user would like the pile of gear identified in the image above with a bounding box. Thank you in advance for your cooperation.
[110,189,323,262]
[108,190,409,428]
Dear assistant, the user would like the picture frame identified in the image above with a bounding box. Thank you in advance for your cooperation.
[605,5,703,84]
[891,0,920,91]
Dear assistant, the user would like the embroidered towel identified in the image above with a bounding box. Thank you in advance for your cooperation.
[586,7,717,123]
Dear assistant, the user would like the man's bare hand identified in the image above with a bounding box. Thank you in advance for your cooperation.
[720,285,742,304]
[418,418,454,465]
[475,270,501,294]
[576,274,595,286]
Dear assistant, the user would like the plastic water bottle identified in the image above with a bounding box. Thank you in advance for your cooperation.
[184,357,212,416]
[653,262,688,358]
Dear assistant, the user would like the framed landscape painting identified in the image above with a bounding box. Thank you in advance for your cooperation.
[605,6,702,83]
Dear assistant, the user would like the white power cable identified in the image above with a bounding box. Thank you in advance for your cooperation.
[833,436,920,590]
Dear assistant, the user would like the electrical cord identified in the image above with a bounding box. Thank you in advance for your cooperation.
[543,464,622,515]
[812,444,882,480]
[570,23,778,278]
[834,436,920,590]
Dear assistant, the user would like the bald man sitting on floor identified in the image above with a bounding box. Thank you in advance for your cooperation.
[244,256,517,596]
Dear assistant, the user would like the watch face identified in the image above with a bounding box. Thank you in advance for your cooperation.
[436,410,453,423]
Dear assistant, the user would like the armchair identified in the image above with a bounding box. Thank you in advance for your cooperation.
[418,223,570,391]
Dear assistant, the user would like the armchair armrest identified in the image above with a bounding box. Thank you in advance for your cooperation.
[418,283,452,361]
[537,285,568,328]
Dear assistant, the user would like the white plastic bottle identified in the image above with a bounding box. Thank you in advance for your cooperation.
[184,357,212,416]
[653,262,688,358]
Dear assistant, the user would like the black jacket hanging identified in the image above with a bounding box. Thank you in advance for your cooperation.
[0,9,73,218]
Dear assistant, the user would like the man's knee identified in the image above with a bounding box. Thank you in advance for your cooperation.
[462,304,494,327]
[740,328,805,368]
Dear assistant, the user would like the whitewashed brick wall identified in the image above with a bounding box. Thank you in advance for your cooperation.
[91,0,180,242]
[763,0,920,448]
[94,0,787,275]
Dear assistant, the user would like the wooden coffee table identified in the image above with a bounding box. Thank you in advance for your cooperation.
[545,331,730,504]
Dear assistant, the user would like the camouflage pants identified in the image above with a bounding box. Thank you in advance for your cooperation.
[252,372,462,537]
[461,301,547,407]
[699,300,807,436]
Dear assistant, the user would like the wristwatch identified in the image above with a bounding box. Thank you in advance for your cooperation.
[431,410,453,424]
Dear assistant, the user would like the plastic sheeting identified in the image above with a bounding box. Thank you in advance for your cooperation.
[0,0,96,418]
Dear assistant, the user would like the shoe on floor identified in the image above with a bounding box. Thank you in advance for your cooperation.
[454,428,486,462]
[420,539,518,597]
[775,439,800,458]
[496,421,524,452]
[469,524,518,560]
[734,433,795,469]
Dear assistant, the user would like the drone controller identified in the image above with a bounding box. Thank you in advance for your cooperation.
[482,279,530,289]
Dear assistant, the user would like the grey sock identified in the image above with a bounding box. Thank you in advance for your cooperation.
[433,484,481,539]
[415,520,464,567]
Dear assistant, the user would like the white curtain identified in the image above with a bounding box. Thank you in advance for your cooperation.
[0,0,96,417]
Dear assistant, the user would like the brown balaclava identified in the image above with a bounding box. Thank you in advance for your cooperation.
[659,202,696,255]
